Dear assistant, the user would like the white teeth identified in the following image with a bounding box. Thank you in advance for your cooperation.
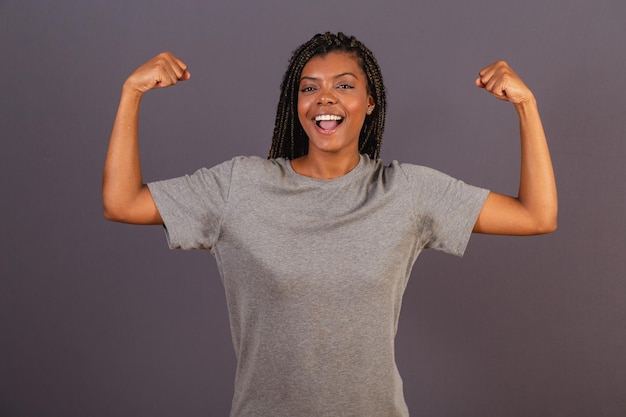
[314,115,343,121]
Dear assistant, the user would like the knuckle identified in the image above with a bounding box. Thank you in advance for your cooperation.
[156,52,173,64]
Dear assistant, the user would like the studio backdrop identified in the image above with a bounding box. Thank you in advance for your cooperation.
[1,1,625,416]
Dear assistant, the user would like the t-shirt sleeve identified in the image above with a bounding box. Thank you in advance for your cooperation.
[147,159,235,251]
[400,163,490,257]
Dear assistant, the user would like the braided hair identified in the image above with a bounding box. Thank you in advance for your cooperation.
[268,32,387,160]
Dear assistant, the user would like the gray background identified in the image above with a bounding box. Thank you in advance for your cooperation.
[1,0,624,416]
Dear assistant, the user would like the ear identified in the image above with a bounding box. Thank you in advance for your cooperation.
[367,95,375,114]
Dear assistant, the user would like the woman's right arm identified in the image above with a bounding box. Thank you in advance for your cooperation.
[102,52,190,224]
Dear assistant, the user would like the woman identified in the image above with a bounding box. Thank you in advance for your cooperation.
[103,32,556,417]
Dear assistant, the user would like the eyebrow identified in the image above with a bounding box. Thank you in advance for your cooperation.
[299,72,360,82]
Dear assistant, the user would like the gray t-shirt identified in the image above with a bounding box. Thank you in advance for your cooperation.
[148,154,489,417]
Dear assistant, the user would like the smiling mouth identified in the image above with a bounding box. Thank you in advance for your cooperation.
[315,114,344,130]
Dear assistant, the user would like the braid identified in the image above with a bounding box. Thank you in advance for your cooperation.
[269,32,387,160]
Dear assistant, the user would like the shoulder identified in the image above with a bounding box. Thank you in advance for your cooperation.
[375,159,448,184]
[229,155,290,177]
[196,155,287,176]
[394,161,449,179]
[201,156,292,188]
[380,160,487,199]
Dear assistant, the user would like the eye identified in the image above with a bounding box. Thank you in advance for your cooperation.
[300,86,316,93]
[337,83,354,89]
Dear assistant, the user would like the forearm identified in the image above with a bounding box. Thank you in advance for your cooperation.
[102,88,149,221]
[515,97,558,232]
[473,60,558,235]
[102,52,189,224]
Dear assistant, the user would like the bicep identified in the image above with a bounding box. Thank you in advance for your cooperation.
[132,185,163,225]
[103,185,163,225]
[473,191,538,235]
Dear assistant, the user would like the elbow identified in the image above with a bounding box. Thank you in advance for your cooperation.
[102,193,127,223]
[535,220,557,235]
[102,184,120,222]
[546,216,558,233]
[533,211,558,235]
[103,204,123,222]
[526,197,558,235]
[103,204,136,223]
[102,194,114,221]
[103,206,119,222]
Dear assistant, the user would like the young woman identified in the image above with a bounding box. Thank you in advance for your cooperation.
[103,32,556,417]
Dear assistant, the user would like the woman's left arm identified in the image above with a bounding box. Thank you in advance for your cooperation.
[472,61,557,235]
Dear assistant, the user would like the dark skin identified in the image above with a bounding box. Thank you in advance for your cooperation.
[291,52,374,179]
[103,52,557,235]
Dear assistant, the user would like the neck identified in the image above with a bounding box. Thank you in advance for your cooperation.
[291,150,361,179]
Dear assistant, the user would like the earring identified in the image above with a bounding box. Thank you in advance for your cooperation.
[367,108,373,114]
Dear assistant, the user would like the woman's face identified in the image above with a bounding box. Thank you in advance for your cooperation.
[297,51,374,157]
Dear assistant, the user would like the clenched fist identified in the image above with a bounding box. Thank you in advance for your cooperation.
[475,61,533,105]
[123,52,190,95]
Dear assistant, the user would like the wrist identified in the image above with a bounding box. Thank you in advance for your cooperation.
[121,81,145,101]
[514,94,537,114]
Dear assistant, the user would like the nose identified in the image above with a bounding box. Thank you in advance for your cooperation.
[317,87,336,105]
